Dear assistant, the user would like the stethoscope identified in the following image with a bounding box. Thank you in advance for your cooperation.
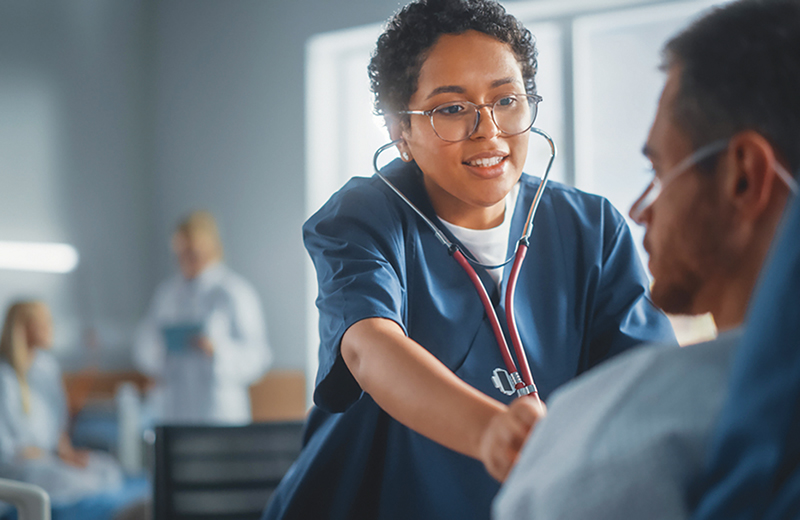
[372,127,556,400]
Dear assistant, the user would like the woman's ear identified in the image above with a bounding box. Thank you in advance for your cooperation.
[387,117,413,162]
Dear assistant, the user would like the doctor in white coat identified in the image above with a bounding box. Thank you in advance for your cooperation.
[134,211,272,424]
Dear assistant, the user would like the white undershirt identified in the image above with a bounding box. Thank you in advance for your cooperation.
[439,182,520,288]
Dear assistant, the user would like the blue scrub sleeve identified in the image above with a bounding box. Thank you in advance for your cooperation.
[690,198,800,520]
[304,181,409,413]
[587,202,676,367]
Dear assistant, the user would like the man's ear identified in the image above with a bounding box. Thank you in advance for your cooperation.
[724,131,777,220]
[387,117,413,162]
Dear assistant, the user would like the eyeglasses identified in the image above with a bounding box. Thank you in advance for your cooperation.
[630,139,800,223]
[400,94,542,142]
[629,140,729,222]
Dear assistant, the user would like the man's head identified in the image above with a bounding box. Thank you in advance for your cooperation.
[631,0,800,330]
[172,211,224,280]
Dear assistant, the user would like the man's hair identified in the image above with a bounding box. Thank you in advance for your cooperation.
[663,0,800,174]
[368,0,537,122]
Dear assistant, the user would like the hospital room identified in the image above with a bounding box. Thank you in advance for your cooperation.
[1,0,798,518]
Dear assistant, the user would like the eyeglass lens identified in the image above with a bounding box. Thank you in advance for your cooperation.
[430,95,538,142]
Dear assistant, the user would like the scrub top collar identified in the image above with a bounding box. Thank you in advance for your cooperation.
[381,159,526,302]
[383,161,501,292]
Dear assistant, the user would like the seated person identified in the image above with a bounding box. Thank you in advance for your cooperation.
[0,301,123,504]
[493,0,800,518]
[691,198,800,519]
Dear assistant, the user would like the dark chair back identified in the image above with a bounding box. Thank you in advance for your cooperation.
[154,421,304,520]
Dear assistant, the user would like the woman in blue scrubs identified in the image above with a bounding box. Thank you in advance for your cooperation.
[264,0,675,518]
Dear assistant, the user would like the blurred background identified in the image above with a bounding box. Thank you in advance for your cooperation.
[0,0,722,411]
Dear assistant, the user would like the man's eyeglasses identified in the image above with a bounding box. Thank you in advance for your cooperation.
[630,139,799,223]
[630,140,728,223]
[400,94,542,143]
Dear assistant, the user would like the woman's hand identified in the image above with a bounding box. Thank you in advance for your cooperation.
[479,395,546,482]
[19,446,44,460]
[57,434,90,468]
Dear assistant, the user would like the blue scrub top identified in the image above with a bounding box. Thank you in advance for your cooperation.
[264,159,675,520]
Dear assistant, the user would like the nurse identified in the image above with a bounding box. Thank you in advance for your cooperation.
[0,301,124,504]
[134,210,272,424]
[264,0,674,518]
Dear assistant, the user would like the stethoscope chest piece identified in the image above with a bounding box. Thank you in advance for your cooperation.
[492,367,517,396]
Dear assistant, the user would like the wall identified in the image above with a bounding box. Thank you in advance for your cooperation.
[0,0,406,373]
[0,0,155,366]
[150,0,404,370]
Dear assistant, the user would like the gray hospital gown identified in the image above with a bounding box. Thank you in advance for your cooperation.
[494,331,741,520]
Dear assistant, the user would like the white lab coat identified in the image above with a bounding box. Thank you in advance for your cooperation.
[0,352,123,504]
[133,262,272,424]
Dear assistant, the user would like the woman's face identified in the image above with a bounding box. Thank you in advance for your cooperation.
[399,30,531,229]
[26,305,53,350]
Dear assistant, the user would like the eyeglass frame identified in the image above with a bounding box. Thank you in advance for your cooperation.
[630,138,800,223]
[398,93,543,143]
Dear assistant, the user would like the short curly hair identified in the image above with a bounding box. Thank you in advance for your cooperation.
[368,0,537,122]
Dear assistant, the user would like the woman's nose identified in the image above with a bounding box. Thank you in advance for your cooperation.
[471,106,501,140]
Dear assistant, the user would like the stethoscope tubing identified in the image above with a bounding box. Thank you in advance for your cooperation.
[373,127,557,399]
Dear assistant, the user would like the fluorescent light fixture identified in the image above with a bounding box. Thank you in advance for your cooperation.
[0,241,79,273]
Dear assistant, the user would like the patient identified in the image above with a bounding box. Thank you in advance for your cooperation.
[691,200,800,519]
[0,301,124,504]
[493,0,800,518]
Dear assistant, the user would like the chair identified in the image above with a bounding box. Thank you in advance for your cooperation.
[153,421,304,520]
[0,478,51,520]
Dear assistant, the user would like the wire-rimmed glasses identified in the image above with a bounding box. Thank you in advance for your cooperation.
[629,140,729,222]
[630,138,800,223]
[400,94,542,142]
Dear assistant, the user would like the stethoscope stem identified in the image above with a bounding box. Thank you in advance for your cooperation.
[505,241,537,395]
[522,127,557,240]
[452,248,519,381]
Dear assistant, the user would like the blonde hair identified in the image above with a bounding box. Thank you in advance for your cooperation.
[0,301,47,415]
[174,210,224,259]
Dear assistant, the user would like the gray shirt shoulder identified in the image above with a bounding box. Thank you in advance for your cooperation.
[494,331,742,520]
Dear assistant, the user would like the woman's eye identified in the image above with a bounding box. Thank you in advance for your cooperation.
[437,104,466,116]
[497,96,516,107]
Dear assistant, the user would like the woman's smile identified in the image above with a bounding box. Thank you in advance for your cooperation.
[463,151,510,178]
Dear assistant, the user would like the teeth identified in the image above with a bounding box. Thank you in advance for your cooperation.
[468,156,504,167]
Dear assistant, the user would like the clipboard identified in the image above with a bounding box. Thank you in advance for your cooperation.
[161,323,204,353]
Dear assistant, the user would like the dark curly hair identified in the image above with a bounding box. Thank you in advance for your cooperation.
[368,0,537,123]
[663,0,800,175]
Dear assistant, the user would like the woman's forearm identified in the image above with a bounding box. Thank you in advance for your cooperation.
[341,317,507,459]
